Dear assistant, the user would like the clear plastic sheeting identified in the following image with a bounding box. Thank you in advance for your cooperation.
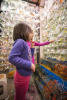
[40,0,67,61]
[0,0,40,72]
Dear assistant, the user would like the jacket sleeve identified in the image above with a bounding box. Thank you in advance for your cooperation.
[34,41,51,46]
[8,39,32,70]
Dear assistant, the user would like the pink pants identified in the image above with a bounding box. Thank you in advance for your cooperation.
[14,71,31,100]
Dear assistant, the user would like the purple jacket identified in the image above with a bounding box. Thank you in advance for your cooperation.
[8,39,32,76]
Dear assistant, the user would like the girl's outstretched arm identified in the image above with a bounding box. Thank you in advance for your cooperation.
[34,41,51,46]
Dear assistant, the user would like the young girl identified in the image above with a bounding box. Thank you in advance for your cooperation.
[28,38,54,93]
[8,22,35,100]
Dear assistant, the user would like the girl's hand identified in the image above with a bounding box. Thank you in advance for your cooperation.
[50,40,54,43]
[31,63,35,72]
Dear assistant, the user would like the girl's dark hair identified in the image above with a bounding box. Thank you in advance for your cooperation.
[13,22,33,41]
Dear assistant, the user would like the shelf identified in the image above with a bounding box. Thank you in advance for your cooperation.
[35,64,67,100]
[34,70,50,86]
[44,53,67,56]
[46,58,67,65]
[41,58,67,66]
[34,79,45,100]
[39,65,67,91]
